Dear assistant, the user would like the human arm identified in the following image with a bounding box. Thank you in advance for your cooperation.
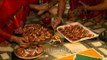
[29,0,57,11]
[79,0,107,10]
[48,0,58,9]
[57,0,66,17]
[29,3,47,10]
[37,0,58,15]
[0,29,29,47]
[51,0,66,29]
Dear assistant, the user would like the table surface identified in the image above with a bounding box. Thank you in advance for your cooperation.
[1,11,107,60]
[2,37,106,60]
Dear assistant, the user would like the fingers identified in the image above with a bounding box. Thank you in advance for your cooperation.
[51,18,58,29]
[17,37,28,45]
[38,3,48,10]
[19,37,30,48]
[21,37,29,43]
[51,20,56,29]
[42,3,48,9]
[20,43,30,48]
[36,3,49,15]
[51,17,62,29]
[37,10,46,15]
[24,36,29,42]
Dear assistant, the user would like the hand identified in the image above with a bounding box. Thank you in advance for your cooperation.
[79,0,90,10]
[51,17,62,29]
[49,6,58,16]
[20,43,30,48]
[36,3,48,11]
[10,36,29,47]
[37,10,46,15]
[37,3,49,15]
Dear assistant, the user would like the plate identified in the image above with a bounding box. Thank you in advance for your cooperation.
[15,52,42,60]
[14,46,43,59]
[57,22,98,43]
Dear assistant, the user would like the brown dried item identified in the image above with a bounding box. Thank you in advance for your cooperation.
[16,45,43,57]
[22,24,53,43]
[58,25,94,41]
[16,47,28,57]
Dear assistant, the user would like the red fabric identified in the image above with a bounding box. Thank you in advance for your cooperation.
[0,0,50,42]
[29,0,39,4]
[69,0,104,19]
[0,0,30,42]
[43,0,50,3]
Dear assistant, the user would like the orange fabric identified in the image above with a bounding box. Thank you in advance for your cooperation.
[58,49,103,60]
[58,55,75,60]
[79,49,103,58]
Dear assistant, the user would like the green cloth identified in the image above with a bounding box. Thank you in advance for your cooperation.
[75,54,101,60]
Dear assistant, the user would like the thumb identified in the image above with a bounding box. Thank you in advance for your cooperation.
[21,38,28,43]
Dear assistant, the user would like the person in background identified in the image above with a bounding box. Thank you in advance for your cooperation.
[51,0,105,29]
[0,0,57,47]
[79,0,107,10]
[51,0,66,29]
[30,0,58,15]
